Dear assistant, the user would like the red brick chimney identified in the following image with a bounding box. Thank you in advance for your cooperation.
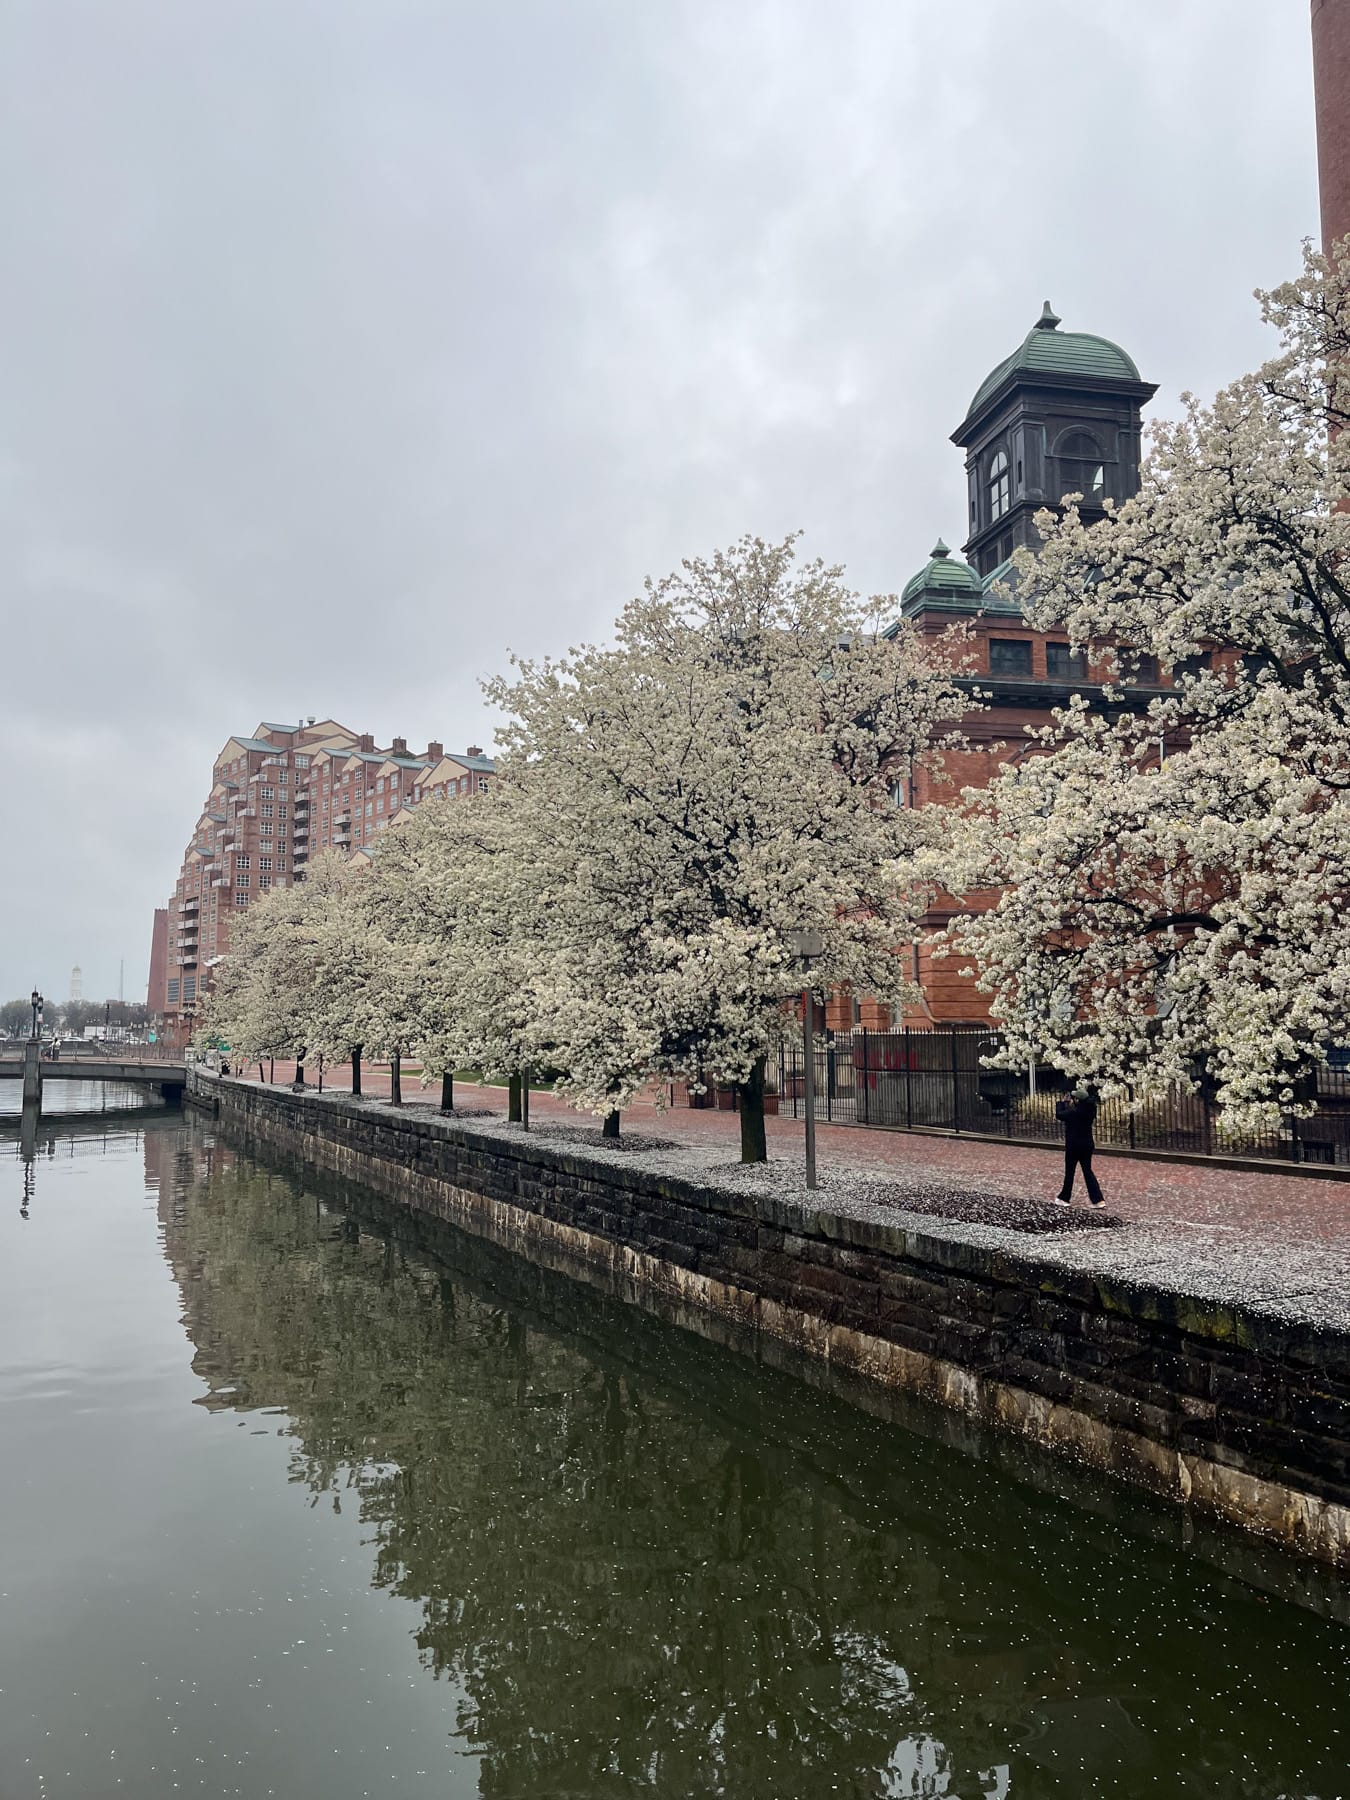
[390,736,407,755]
[1313,0,1350,253]
[358,733,375,752]
[466,745,483,758]
[426,740,443,762]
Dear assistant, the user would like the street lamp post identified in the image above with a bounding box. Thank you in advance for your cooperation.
[787,929,825,1190]
[30,989,42,1040]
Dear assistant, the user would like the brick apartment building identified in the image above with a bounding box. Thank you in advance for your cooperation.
[152,718,495,1045]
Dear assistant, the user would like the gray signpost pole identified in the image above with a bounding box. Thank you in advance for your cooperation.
[802,989,818,1190]
[788,929,825,1191]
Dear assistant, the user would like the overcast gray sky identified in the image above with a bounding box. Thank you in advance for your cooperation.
[0,0,1319,1005]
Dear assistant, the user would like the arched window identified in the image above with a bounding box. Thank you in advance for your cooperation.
[988,449,1010,521]
[1056,431,1105,500]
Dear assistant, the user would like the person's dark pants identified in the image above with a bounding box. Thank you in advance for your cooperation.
[1059,1145,1103,1204]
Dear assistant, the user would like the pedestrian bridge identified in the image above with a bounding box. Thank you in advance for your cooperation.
[0,1046,187,1116]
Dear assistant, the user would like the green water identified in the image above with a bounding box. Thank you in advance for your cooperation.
[0,1098,1345,1798]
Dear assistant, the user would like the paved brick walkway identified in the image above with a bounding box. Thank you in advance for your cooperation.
[228,1060,1350,1328]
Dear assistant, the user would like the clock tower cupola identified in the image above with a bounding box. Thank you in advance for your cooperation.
[952,303,1157,580]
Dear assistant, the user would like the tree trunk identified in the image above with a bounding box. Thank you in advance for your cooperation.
[508,1073,522,1122]
[602,1109,620,1139]
[295,1058,305,1088]
[521,1069,530,1130]
[390,1051,402,1107]
[317,1054,324,1093]
[268,1057,274,1084]
[351,1048,362,1096]
[440,1070,454,1111]
[738,1055,768,1163]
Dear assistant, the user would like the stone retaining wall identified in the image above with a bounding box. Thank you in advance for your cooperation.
[190,1070,1350,1571]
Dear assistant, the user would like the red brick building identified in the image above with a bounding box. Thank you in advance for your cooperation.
[1313,0,1350,254]
[154,718,496,1045]
[146,908,168,1020]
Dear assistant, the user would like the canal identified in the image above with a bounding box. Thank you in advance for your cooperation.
[0,1097,1345,1798]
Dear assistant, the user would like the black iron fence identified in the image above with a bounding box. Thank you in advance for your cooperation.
[774,1025,1350,1168]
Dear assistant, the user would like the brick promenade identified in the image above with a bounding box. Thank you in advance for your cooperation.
[231,1060,1350,1290]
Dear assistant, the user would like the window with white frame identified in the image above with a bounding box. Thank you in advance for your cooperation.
[988,448,1010,521]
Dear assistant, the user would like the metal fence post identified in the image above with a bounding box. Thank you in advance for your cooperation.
[905,1027,913,1130]
[858,1028,868,1126]
[950,1026,960,1132]
[802,991,818,1189]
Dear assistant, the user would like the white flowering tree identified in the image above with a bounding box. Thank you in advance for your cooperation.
[198,879,314,1076]
[488,533,965,1160]
[947,241,1350,1127]
[368,790,546,1119]
[275,851,412,1100]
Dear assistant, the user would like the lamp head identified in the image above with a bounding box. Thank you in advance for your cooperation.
[786,927,825,964]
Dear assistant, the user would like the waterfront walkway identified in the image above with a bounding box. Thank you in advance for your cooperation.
[229,1060,1350,1331]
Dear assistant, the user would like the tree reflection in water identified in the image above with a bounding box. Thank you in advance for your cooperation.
[149,1125,1346,1800]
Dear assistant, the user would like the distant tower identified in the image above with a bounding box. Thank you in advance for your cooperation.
[951,304,1157,580]
[69,964,82,1003]
[1313,0,1350,254]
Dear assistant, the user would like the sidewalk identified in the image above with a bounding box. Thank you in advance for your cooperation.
[231,1060,1350,1329]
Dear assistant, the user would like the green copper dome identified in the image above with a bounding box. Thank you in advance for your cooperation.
[967,303,1141,419]
[900,538,982,611]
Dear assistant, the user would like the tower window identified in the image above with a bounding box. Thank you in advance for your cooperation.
[1046,643,1088,680]
[990,638,1032,677]
[1056,431,1105,501]
[1121,651,1160,684]
[1172,651,1212,684]
[988,450,1010,521]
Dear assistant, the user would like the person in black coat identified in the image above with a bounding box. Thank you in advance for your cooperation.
[1055,1088,1105,1207]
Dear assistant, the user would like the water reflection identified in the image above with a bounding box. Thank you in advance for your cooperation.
[0,1080,169,1218]
[142,1121,1346,1799]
